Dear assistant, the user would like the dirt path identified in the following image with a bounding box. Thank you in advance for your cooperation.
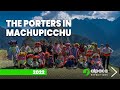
[0,60,120,79]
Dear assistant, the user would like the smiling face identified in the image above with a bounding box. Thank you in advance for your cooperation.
[106,44,109,48]
[35,43,40,47]
[19,53,26,57]
[91,60,95,65]
[19,54,25,57]
[33,60,37,63]
[101,44,104,47]
[93,55,99,59]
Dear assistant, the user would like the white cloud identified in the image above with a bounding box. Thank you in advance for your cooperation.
[32,16,43,20]
[52,11,72,20]
[32,11,119,21]
[70,11,119,21]
[41,11,51,16]
[71,15,95,20]
[91,11,118,21]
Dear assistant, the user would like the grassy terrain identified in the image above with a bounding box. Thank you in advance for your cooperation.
[0,50,8,60]
[0,50,120,79]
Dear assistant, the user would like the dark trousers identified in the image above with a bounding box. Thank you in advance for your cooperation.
[102,56,110,69]
[100,55,104,66]
[100,55,104,61]
[54,54,58,63]
[74,59,78,66]
[66,60,74,67]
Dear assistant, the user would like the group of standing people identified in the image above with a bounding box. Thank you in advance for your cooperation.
[7,40,113,70]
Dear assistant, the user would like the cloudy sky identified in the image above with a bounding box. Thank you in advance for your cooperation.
[0,11,119,28]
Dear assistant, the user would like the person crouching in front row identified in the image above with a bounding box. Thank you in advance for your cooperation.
[26,53,34,68]
[45,51,54,68]
[65,55,76,69]
[78,55,88,69]
[38,52,45,68]
[31,55,39,69]
[17,52,27,68]
[55,52,64,68]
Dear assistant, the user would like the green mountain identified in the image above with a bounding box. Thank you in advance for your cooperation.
[111,49,120,67]
[44,34,92,44]
[0,26,92,50]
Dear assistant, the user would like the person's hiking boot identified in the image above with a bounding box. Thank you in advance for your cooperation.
[69,67,72,69]
[66,66,71,69]
[55,66,58,69]
[66,66,69,69]
[73,66,77,69]
[60,66,64,68]
[13,66,17,68]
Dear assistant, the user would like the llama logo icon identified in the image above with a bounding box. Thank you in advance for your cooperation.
[83,68,91,76]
